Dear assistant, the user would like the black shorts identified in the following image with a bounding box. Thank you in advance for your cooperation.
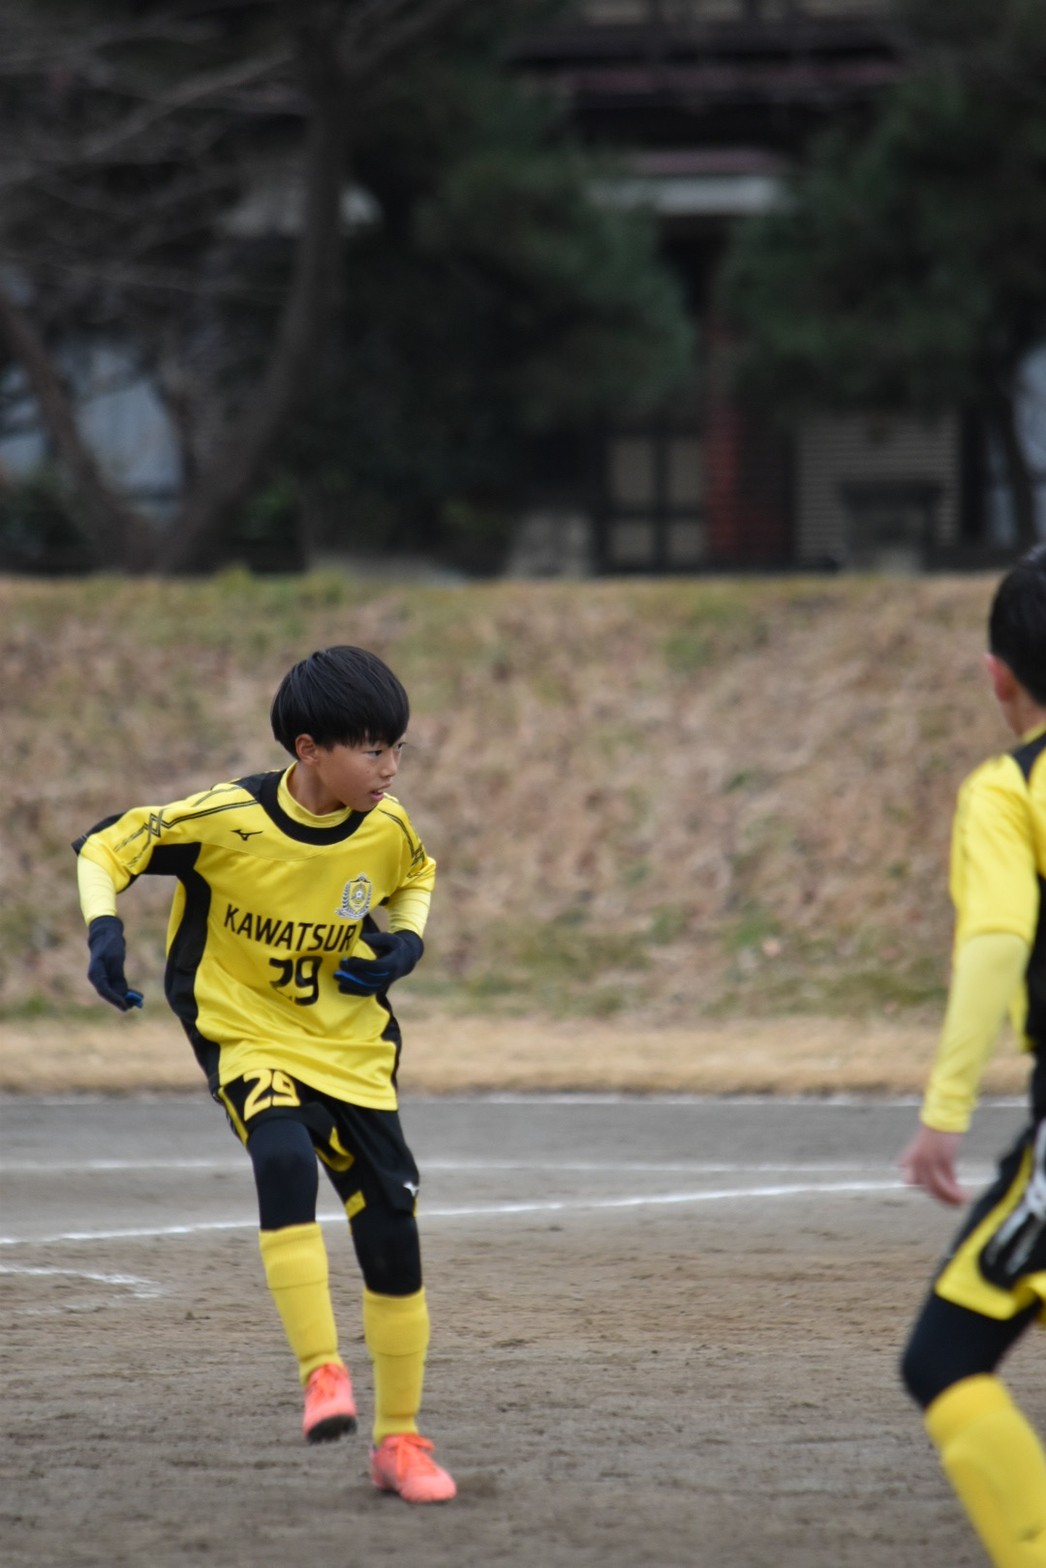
[933,1120,1046,1320]
[217,1070,420,1218]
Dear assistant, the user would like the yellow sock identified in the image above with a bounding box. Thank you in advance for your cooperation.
[925,1375,1046,1567]
[258,1223,342,1385]
[363,1286,430,1445]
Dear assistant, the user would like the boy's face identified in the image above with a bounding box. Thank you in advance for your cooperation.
[984,653,1022,735]
[984,652,1046,738]
[294,735,406,814]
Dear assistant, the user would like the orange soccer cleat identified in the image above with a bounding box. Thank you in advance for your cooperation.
[303,1362,357,1444]
[369,1433,457,1504]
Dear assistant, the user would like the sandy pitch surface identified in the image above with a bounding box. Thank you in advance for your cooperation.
[3,1094,1042,1568]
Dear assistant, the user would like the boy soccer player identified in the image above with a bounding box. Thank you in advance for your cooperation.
[899,546,1046,1564]
[73,645,456,1504]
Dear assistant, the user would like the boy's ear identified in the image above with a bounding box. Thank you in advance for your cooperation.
[294,733,319,764]
[984,652,1017,704]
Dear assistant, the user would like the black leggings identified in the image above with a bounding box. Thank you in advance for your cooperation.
[246,1115,422,1296]
[900,1290,1039,1410]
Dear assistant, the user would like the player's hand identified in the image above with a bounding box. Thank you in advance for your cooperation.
[898,1124,966,1206]
[335,931,424,996]
[86,915,144,1011]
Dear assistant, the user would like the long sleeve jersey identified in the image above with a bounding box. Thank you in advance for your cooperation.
[73,766,436,1109]
[922,726,1046,1130]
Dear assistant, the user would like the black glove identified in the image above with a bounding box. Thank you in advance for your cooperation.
[335,930,424,996]
[86,915,143,1011]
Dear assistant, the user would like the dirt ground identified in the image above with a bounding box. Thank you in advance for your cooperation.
[3,1084,1043,1568]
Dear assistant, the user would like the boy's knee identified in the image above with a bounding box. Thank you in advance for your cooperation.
[248,1116,318,1227]
[900,1306,978,1410]
[352,1204,422,1296]
[900,1292,1035,1411]
[900,1335,938,1410]
[249,1115,314,1176]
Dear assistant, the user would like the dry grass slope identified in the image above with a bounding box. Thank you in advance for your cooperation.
[0,568,1030,1095]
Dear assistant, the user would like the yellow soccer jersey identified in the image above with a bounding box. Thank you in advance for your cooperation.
[948,727,1046,1054]
[73,767,436,1109]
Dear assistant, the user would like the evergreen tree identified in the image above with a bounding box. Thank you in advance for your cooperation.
[0,1,691,573]
[719,0,1046,546]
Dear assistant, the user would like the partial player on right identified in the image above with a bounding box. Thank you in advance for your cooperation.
[899,544,1046,1566]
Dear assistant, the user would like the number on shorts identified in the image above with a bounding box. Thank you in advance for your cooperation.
[242,1068,301,1121]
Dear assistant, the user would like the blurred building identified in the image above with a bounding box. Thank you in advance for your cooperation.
[3,0,1041,577]
[506,0,1044,576]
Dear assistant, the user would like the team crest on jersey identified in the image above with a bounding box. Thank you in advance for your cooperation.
[336,874,373,920]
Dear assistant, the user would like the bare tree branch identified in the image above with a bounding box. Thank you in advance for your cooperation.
[153,12,354,571]
[340,0,477,81]
[0,0,513,573]
[0,45,295,193]
[0,283,150,564]
[80,47,296,165]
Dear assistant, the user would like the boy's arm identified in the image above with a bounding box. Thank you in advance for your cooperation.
[385,884,431,937]
[386,828,436,937]
[899,930,1029,1203]
[74,787,223,1009]
[335,831,434,995]
[78,855,119,922]
[76,853,143,1011]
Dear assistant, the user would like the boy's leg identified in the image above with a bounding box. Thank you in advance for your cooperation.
[325,1141,455,1502]
[246,1114,357,1441]
[925,1375,1046,1567]
[363,1285,455,1501]
[362,1282,430,1442]
[341,1191,429,1441]
[902,1293,1046,1566]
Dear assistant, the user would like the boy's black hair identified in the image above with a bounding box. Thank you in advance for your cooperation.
[270,646,410,755]
[989,544,1046,706]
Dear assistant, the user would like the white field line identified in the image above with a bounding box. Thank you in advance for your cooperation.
[0,1176,918,1251]
[0,1262,163,1302]
[2,1157,929,1175]
[0,1171,952,1315]
[467,1093,1028,1109]
[2,1158,248,1174]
